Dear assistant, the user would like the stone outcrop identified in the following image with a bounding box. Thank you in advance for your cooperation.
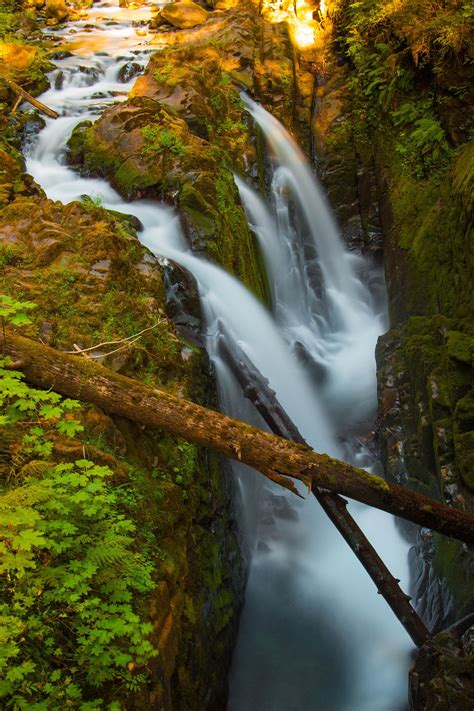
[409,620,474,710]
[267,1,473,700]
[44,0,69,23]
[0,33,244,703]
[159,2,209,30]
[66,0,295,301]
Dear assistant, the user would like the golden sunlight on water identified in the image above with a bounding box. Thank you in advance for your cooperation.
[57,2,154,56]
[64,29,151,57]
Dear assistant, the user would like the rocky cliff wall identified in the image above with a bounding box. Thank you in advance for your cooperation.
[283,0,473,705]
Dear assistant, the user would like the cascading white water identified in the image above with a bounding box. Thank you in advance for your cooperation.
[241,96,367,318]
[22,3,414,709]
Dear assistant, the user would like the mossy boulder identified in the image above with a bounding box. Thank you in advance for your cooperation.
[44,0,69,22]
[159,1,209,30]
[0,41,52,99]
[66,0,298,302]
[409,625,474,711]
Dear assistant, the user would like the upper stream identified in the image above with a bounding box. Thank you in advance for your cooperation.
[24,2,414,708]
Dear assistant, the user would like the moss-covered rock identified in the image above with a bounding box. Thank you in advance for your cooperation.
[66,0,297,301]
[159,1,209,30]
[0,129,243,710]
[409,624,474,710]
[309,1,474,627]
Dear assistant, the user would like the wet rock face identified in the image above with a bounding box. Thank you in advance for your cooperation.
[0,167,245,709]
[275,22,474,707]
[163,261,204,347]
[409,622,474,710]
[309,2,473,641]
[376,321,474,623]
[117,60,142,83]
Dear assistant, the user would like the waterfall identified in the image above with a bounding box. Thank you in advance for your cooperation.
[241,95,366,313]
[22,4,414,708]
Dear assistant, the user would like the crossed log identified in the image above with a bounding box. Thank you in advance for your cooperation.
[217,325,430,646]
[3,330,474,553]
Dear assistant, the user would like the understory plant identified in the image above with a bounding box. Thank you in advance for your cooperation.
[0,297,157,708]
[337,0,469,177]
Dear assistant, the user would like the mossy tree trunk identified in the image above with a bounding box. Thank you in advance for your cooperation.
[3,330,474,545]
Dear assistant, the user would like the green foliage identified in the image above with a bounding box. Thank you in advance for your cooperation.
[0,245,20,268]
[0,9,18,39]
[0,353,84,458]
[394,112,452,177]
[0,295,36,327]
[80,193,104,210]
[153,64,172,83]
[209,93,223,111]
[141,124,186,159]
[217,117,246,136]
[170,442,197,487]
[0,459,156,707]
[338,0,462,178]
[218,71,231,87]
[0,297,83,445]
[0,299,158,704]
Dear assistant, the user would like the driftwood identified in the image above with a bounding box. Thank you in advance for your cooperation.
[217,327,430,646]
[6,79,59,119]
[3,330,474,546]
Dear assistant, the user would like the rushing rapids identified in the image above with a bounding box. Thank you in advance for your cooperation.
[22,2,416,708]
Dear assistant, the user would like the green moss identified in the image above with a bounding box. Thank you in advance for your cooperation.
[141,124,186,159]
[433,534,474,617]
[455,431,474,490]
[353,465,391,492]
[446,330,474,365]
[0,242,20,266]
[113,158,160,197]
[389,144,474,321]
[212,589,235,634]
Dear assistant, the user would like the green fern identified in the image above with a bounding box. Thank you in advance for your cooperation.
[0,301,158,706]
[0,460,157,706]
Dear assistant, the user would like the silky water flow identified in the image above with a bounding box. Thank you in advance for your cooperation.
[23,3,415,708]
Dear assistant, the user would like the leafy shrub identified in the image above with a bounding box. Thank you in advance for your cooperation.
[339,0,459,177]
[0,295,36,328]
[0,299,157,706]
[0,245,20,268]
[0,459,156,708]
[393,103,452,177]
[141,124,186,159]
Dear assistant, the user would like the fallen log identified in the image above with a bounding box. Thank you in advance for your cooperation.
[5,79,59,119]
[3,330,474,546]
[217,327,430,646]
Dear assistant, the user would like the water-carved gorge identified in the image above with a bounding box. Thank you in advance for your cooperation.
[0,1,473,709]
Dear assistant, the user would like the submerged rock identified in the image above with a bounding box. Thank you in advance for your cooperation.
[117,61,142,83]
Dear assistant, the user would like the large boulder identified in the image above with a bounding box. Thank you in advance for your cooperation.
[409,621,474,710]
[159,1,209,29]
[0,43,39,73]
[45,0,69,22]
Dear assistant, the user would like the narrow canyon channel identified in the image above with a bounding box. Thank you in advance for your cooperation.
[22,1,416,708]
